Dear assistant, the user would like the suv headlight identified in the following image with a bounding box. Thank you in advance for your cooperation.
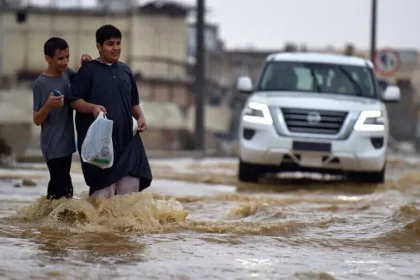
[354,110,385,131]
[242,102,273,125]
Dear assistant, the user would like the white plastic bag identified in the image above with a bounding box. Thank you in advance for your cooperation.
[81,111,114,169]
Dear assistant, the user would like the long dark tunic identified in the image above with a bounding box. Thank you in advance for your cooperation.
[69,60,152,195]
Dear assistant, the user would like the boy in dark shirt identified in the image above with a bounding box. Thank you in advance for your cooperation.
[69,25,152,198]
[32,37,91,200]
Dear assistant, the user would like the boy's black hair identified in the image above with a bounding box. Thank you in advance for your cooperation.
[96,24,122,45]
[44,37,69,57]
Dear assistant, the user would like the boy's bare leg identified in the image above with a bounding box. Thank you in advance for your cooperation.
[116,176,140,195]
[91,184,116,198]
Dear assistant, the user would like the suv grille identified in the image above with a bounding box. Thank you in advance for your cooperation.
[281,108,348,135]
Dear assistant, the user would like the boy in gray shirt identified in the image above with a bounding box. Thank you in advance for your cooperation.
[33,37,91,200]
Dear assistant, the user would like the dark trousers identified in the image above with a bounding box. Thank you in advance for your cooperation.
[46,155,73,200]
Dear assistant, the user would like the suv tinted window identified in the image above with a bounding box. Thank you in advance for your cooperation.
[258,61,377,98]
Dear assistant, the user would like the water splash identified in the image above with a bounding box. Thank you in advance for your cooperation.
[13,192,188,233]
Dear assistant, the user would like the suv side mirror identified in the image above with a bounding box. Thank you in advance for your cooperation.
[237,76,253,94]
[382,85,400,103]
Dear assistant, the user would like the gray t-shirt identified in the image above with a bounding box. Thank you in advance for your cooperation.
[32,69,76,162]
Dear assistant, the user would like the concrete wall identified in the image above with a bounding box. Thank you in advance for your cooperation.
[0,12,128,75]
[185,103,232,134]
[0,122,32,157]
[0,9,188,81]
[206,51,266,89]
[386,81,416,141]
[0,88,34,157]
[131,14,187,80]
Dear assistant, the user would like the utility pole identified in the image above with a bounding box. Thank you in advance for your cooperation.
[195,0,205,153]
[0,4,4,79]
[23,0,29,71]
[370,0,377,61]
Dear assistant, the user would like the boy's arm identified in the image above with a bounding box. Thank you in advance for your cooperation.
[33,84,63,126]
[68,64,106,117]
[33,103,51,126]
[65,54,91,83]
[130,70,141,119]
[129,71,147,132]
[72,99,105,117]
[132,105,145,120]
[80,54,92,66]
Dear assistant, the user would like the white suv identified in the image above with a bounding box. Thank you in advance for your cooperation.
[237,52,400,184]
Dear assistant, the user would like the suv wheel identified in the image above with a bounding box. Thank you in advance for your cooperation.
[238,160,263,183]
[351,166,386,184]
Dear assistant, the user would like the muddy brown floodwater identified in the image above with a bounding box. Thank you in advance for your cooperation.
[0,156,420,280]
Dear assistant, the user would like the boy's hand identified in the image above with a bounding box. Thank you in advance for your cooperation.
[81,54,92,65]
[92,105,107,118]
[137,116,147,132]
[46,93,64,109]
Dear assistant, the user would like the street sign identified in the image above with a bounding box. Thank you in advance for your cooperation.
[373,48,401,76]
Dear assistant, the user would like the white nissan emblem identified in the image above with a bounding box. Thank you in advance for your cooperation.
[307,111,321,124]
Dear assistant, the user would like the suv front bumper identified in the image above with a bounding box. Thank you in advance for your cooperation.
[239,122,387,172]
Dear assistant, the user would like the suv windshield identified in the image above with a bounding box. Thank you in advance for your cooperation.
[257,61,377,98]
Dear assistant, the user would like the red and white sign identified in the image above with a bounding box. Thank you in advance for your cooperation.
[373,48,401,76]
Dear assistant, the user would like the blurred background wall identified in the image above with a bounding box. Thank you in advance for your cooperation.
[0,0,419,161]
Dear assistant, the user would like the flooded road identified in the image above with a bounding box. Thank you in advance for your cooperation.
[1,156,420,279]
